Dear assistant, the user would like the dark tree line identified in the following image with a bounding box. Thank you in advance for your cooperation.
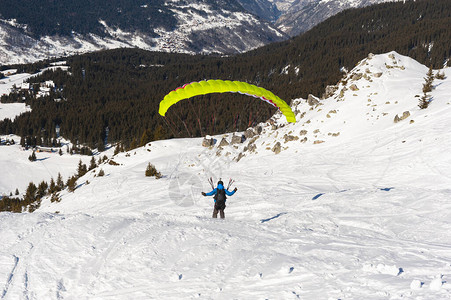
[0,173,64,213]
[0,0,176,38]
[0,0,450,150]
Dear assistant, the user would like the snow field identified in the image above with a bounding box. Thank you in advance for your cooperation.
[0,52,451,298]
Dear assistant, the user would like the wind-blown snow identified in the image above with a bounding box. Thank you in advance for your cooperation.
[1,52,451,299]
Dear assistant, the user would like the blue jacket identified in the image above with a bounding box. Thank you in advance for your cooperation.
[205,184,236,202]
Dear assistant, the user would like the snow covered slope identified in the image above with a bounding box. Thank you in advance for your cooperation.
[1,52,451,298]
[0,64,95,196]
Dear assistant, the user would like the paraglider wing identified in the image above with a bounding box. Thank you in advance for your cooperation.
[158,80,296,123]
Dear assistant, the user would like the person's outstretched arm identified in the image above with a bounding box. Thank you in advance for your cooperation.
[202,188,217,196]
[225,187,237,196]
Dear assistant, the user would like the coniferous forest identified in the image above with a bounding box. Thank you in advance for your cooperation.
[1,0,450,150]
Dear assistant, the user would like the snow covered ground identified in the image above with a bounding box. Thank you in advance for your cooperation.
[1,52,451,299]
[0,136,98,196]
[0,70,32,122]
[0,63,93,196]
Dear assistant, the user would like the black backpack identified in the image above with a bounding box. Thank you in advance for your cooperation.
[214,188,227,209]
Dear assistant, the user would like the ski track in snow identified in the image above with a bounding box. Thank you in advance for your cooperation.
[1,52,451,298]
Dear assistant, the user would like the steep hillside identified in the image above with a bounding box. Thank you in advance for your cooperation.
[236,0,281,22]
[275,0,401,36]
[0,0,286,65]
[1,53,450,298]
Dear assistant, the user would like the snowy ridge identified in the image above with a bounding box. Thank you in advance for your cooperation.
[1,52,451,298]
[232,51,443,161]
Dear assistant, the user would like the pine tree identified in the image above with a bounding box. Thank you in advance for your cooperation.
[37,181,48,199]
[419,66,434,109]
[422,66,434,93]
[140,129,151,147]
[129,139,138,151]
[56,173,64,191]
[89,156,97,170]
[24,182,37,204]
[77,159,87,177]
[97,139,105,152]
[49,177,57,193]
[114,143,121,155]
[67,176,77,192]
[153,125,166,141]
[419,94,429,109]
[28,150,37,162]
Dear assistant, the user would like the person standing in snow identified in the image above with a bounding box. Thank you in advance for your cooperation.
[201,180,237,219]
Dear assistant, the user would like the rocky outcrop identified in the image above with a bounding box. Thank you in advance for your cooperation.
[272,142,282,154]
[307,94,320,106]
[284,134,299,143]
[218,137,229,147]
[202,137,214,147]
[349,84,359,91]
[394,111,410,123]
[322,85,338,99]
[231,134,244,144]
[351,73,363,81]
[244,128,256,139]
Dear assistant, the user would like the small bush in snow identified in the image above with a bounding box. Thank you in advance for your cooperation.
[51,192,61,203]
[108,160,120,166]
[145,163,162,179]
[28,151,37,162]
[435,70,446,80]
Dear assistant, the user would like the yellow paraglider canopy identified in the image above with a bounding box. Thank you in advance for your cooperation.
[159,80,296,123]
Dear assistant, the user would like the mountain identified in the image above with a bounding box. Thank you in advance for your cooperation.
[0,0,449,151]
[1,52,451,298]
[0,0,287,65]
[236,0,281,22]
[0,0,440,66]
[273,0,402,36]
[0,0,449,155]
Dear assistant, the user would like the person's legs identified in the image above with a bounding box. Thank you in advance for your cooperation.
[212,208,218,218]
[219,209,225,219]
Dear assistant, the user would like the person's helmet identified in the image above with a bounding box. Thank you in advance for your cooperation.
[217,180,223,186]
